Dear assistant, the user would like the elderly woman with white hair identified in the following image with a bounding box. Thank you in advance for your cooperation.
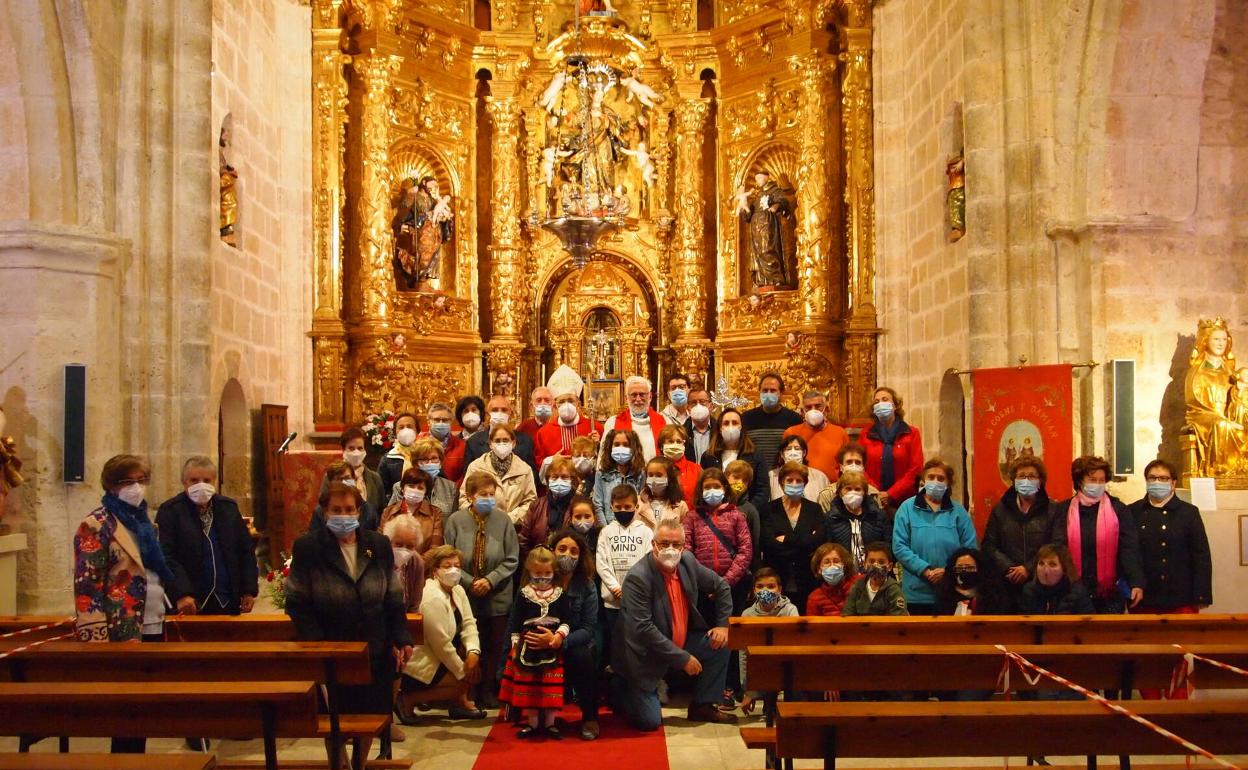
[600,375,668,461]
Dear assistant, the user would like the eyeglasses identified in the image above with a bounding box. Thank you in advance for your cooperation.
[1146,476,1173,483]
[655,540,683,549]
[1015,473,1041,480]
[626,392,649,401]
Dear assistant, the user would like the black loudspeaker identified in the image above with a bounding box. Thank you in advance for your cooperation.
[64,364,86,483]
[1111,359,1135,476]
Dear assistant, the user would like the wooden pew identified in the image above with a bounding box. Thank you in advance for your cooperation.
[0,682,317,770]
[0,756,215,770]
[729,614,1248,650]
[0,642,377,766]
[0,614,424,644]
[773,700,1248,770]
[744,643,1248,693]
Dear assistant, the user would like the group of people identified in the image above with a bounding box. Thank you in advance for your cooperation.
[72,366,1215,761]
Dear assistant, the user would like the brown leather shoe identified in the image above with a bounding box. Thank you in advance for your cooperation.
[687,702,738,724]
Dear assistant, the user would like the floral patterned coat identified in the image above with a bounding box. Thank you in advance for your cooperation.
[74,508,147,642]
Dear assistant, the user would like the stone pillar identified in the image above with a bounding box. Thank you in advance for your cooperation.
[792,51,836,322]
[485,94,525,394]
[671,95,712,379]
[310,0,349,428]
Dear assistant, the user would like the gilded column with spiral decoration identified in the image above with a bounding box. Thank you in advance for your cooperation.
[792,51,836,323]
[671,96,712,381]
[353,52,401,324]
[486,94,526,392]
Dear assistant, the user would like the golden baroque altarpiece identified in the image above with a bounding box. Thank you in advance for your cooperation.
[308,0,880,431]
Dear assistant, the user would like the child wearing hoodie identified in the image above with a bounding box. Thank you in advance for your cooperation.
[842,541,908,616]
[805,542,860,615]
[739,568,799,714]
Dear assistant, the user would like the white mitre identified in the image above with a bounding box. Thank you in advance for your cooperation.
[547,364,584,399]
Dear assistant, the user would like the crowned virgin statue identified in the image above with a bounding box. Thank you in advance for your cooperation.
[1184,317,1248,481]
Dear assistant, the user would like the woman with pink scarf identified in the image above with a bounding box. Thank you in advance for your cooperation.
[1051,456,1145,614]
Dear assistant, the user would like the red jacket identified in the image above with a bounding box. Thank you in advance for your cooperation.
[683,503,753,587]
[534,416,602,471]
[517,418,546,443]
[674,456,702,504]
[805,572,861,616]
[419,431,467,485]
[859,420,924,504]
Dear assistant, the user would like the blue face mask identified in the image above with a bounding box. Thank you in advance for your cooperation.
[419,462,442,479]
[1082,483,1107,500]
[873,401,895,420]
[1146,481,1173,501]
[325,514,359,538]
[821,565,845,586]
[1014,478,1039,498]
[669,389,688,407]
[611,446,632,464]
[702,488,726,506]
[430,422,451,440]
[535,404,553,420]
[783,481,806,498]
[548,479,573,497]
[924,481,948,500]
[572,519,594,534]
[473,496,497,515]
[760,392,780,409]
[755,588,779,606]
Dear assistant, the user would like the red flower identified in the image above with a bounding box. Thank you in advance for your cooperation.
[281,566,290,577]
[266,573,275,582]
[76,594,93,612]
[78,534,102,554]
[108,583,128,602]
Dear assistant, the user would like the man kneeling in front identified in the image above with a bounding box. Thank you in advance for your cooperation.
[611,518,736,730]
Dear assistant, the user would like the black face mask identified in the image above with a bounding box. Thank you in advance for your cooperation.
[865,564,890,580]
[954,569,979,589]
[614,509,635,526]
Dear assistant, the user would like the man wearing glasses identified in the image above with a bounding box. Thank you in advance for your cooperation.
[610,519,736,730]
[601,376,667,461]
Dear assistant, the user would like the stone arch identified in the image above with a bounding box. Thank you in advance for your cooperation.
[938,370,969,508]
[217,377,253,518]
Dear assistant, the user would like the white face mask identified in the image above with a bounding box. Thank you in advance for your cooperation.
[647,475,669,492]
[493,441,514,459]
[396,427,417,447]
[343,449,365,468]
[783,448,804,464]
[488,410,510,426]
[403,486,425,506]
[690,404,710,423]
[187,482,215,506]
[655,547,682,569]
[437,566,461,587]
[557,402,579,423]
[117,483,146,507]
[841,491,864,510]
[842,461,864,474]
[573,456,594,474]
[721,425,741,444]
[339,478,357,488]
[461,412,482,430]
[663,442,685,460]
[805,409,826,427]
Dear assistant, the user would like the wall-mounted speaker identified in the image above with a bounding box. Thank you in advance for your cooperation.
[1111,359,1135,477]
[64,364,86,483]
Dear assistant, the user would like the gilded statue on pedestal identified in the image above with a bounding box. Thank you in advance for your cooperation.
[735,170,796,291]
[0,408,23,532]
[219,121,238,247]
[946,155,965,242]
[1184,317,1248,481]
[393,176,454,292]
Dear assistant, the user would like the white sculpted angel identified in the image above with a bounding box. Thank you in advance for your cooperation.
[618,141,654,186]
[541,146,572,187]
[620,74,662,109]
[539,71,567,114]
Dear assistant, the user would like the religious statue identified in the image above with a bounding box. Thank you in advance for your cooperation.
[566,98,629,205]
[735,170,797,291]
[393,175,454,292]
[1183,317,1248,482]
[946,154,966,242]
[219,123,238,247]
[0,408,24,531]
[578,0,618,16]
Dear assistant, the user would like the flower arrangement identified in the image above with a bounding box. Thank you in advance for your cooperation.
[363,410,397,450]
[264,552,292,610]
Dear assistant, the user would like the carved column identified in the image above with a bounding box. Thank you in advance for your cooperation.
[310,0,349,427]
[352,52,401,324]
[486,94,526,393]
[840,2,880,420]
[650,107,673,215]
[671,95,712,380]
[792,51,836,323]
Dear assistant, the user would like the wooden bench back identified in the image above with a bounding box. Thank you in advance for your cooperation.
[746,643,1248,692]
[730,614,1248,650]
[0,641,373,685]
[0,613,424,643]
[0,755,217,770]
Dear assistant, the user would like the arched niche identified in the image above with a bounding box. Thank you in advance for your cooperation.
[734,141,799,295]
[217,378,252,519]
[389,141,459,295]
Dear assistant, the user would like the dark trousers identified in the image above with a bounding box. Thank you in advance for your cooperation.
[565,643,600,721]
[611,633,730,732]
[474,612,509,703]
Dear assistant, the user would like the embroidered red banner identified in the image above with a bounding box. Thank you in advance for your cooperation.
[970,364,1074,532]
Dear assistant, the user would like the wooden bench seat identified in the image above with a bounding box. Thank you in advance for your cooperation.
[0,756,215,770]
[0,614,424,645]
[774,700,1248,769]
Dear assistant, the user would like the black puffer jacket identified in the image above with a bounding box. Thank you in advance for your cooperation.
[981,487,1058,577]
[1018,578,1095,615]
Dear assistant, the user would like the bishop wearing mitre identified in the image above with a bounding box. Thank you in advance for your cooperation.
[535,365,603,475]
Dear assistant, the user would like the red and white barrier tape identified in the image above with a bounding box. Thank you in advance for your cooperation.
[0,630,75,661]
[1169,645,1248,698]
[0,617,73,640]
[994,644,1242,770]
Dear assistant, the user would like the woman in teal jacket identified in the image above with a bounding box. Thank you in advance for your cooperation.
[891,458,977,614]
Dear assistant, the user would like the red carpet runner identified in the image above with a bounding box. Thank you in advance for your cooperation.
[470,704,670,770]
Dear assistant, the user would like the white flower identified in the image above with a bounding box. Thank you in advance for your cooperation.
[372,435,384,445]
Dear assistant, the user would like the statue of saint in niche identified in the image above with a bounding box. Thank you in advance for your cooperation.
[393,175,453,292]
[1184,317,1248,481]
[735,170,796,292]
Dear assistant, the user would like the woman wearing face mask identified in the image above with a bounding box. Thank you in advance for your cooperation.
[286,483,415,766]
[458,424,537,526]
[380,467,444,556]
[891,459,977,615]
[982,457,1058,606]
[683,469,753,595]
[823,470,892,574]
[380,412,422,499]
[1126,459,1212,615]
[1052,455,1146,614]
[421,402,467,484]
[759,462,829,613]
[701,407,769,510]
[321,426,385,514]
[816,443,882,510]
[406,438,459,523]
[400,545,486,722]
[455,395,488,442]
[935,548,1012,615]
[659,424,701,503]
[570,436,598,497]
[546,529,603,740]
[517,456,578,564]
[310,461,380,534]
[592,428,645,524]
[1018,544,1095,614]
[382,515,427,611]
[639,457,689,528]
[806,542,860,616]
[767,436,829,503]
[443,473,519,709]
[858,387,925,511]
